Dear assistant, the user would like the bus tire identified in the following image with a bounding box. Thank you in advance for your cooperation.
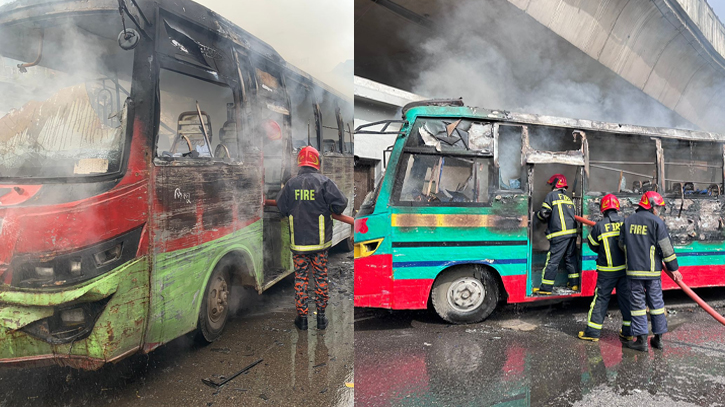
[431,267,499,324]
[196,261,232,344]
[339,235,354,252]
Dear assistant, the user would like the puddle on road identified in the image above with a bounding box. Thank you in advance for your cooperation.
[356,309,725,406]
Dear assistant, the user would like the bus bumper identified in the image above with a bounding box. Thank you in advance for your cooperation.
[354,254,432,310]
[0,258,148,370]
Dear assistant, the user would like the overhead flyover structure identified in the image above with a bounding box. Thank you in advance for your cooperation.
[355,0,725,133]
[509,0,725,133]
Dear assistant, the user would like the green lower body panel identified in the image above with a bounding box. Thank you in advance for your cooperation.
[0,257,149,369]
[144,221,264,348]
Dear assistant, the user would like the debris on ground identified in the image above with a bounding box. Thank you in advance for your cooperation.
[202,359,264,388]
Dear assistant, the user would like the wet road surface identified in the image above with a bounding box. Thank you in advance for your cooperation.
[355,288,725,407]
[0,251,354,407]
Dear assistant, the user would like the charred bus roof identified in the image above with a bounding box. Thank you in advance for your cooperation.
[402,98,725,143]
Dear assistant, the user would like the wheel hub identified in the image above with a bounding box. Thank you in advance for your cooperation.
[447,277,485,312]
[208,276,229,325]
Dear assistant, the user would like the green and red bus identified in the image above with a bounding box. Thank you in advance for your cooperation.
[354,99,725,323]
[0,0,352,369]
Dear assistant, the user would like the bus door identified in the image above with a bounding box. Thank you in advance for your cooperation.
[248,58,294,287]
[523,127,587,296]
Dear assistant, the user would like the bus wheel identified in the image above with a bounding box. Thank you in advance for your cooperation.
[340,235,354,252]
[431,267,499,324]
[196,262,232,343]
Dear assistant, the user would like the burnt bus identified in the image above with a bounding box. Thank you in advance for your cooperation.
[0,0,352,369]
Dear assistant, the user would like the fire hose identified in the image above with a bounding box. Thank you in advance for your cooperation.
[575,215,725,326]
[264,199,354,225]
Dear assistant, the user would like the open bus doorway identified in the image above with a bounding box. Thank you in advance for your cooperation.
[528,163,583,296]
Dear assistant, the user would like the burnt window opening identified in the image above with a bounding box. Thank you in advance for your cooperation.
[527,126,581,152]
[319,91,342,154]
[156,69,238,162]
[393,153,494,206]
[287,78,317,150]
[162,18,223,73]
[498,125,524,190]
[587,132,657,195]
[405,118,494,153]
[662,140,723,198]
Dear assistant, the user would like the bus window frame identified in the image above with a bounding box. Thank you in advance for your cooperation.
[152,9,244,167]
[494,123,527,194]
[390,149,496,208]
[153,60,242,166]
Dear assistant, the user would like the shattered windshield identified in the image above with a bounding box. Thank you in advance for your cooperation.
[0,14,133,180]
[405,118,494,153]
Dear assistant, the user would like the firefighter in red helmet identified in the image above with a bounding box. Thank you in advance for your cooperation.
[533,174,579,295]
[578,194,632,342]
[619,191,682,351]
[276,146,348,330]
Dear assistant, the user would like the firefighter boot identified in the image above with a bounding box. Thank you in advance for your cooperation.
[625,335,648,352]
[317,311,328,330]
[650,334,664,350]
[294,315,308,331]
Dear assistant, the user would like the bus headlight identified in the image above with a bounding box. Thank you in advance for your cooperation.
[354,238,384,259]
[8,226,143,288]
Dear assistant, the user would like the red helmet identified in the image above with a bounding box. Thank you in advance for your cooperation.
[297,146,320,170]
[547,174,568,189]
[600,194,620,213]
[638,191,665,210]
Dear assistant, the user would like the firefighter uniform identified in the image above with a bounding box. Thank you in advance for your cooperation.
[277,147,348,330]
[536,179,579,293]
[580,197,632,340]
[619,204,678,338]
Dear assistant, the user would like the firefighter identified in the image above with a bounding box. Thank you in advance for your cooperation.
[578,194,632,342]
[533,174,580,295]
[619,191,683,351]
[276,146,348,331]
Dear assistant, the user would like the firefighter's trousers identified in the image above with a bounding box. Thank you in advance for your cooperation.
[293,251,329,317]
[583,275,632,338]
[540,237,579,291]
[629,278,667,336]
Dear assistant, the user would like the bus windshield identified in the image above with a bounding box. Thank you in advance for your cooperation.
[0,14,133,180]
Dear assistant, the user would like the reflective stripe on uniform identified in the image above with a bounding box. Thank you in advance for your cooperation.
[597,265,626,272]
[290,215,295,247]
[541,202,552,210]
[650,245,655,273]
[568,273,580,279]
[291,241,333,252]
[546,229,576,239]
[626,270,661,277]
[622,320,631,326]
[664,253,677,262]
[650,307,665,315]
[319,215,325,246]
[631,309,647,316]
[586,288,601,329]
[588,233,599,246]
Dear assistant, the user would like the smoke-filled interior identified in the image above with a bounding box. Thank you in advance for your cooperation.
[498,125,524,190]
[0,12,132,179]
[662,139,723,196]
[156,70,235,160]
[587,132,657,195]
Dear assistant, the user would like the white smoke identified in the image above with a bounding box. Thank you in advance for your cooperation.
[408,0,695,130]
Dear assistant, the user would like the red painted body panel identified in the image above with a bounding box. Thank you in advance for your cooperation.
[0,118,150,271]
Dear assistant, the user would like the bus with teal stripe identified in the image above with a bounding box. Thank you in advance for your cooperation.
[354,99,725,323]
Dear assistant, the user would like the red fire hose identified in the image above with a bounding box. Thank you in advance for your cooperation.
[575,215,725,326]
[264,199,354,225]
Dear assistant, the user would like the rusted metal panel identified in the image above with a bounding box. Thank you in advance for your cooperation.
[391,213,528,229]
